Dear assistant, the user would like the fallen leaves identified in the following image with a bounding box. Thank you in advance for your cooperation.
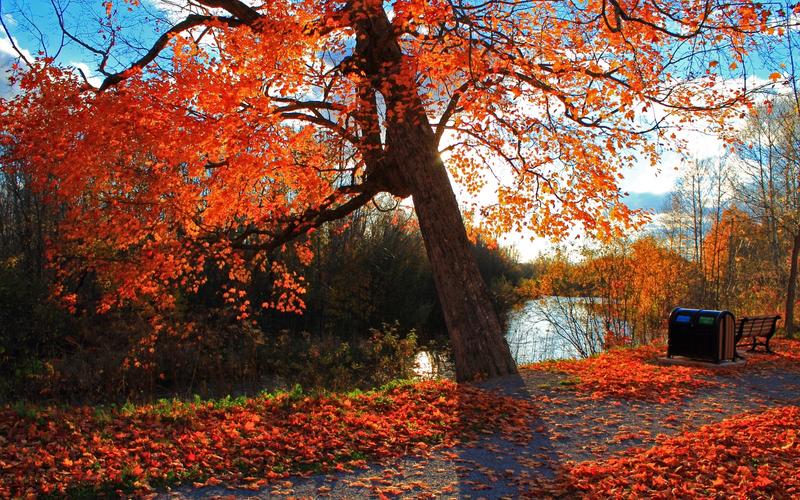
[2,340,797,497]
[556,405,800,498]
[741,338,800,370]
[525,343,714,402]
[526,339,800,403]
[0,380,536,497]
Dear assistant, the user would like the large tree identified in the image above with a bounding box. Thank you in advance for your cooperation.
[0,0,766,379]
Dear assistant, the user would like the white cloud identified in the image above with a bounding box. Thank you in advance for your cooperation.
[618,131,724,196]
[620,74,779,195]
[0,35,33,98]
[145,0,262,23]
[146,0,192,23]
[3,13,17,27]
[69,60,103,88]
[500,231,560,261]
[0,33,33,62]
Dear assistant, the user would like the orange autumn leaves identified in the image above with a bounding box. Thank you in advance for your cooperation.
[528,341,800,497]
[742,338,800,369]
[1,27,332,317]
[564,406,800,498]
[2,342,798,497]
[527,237,697,347]
[528,339,800,403]
[528,344,712,403]
[0,381,535,497]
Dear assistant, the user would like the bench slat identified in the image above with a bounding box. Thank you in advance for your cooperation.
[734,315,780,354]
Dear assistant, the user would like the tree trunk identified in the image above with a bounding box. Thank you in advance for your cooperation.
[786,232,800,339]
[387,122,518,381]
[351,0,517,381]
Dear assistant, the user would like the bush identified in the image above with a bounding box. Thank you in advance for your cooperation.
[0,263,75,401]
[363,322,419,386]
[260,322,418,392]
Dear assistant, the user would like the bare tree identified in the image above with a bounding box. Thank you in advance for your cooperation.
[734,98,800,337]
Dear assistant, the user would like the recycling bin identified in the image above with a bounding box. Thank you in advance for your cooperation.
[667,308,736,363]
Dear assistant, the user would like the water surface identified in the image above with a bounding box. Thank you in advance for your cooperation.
[415,296,625,377]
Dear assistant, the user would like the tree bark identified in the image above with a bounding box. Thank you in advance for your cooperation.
[385,120,518,381]
[786,232,800,339]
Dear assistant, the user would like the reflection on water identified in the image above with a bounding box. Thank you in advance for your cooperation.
[414,350,455,380]
[414,296,626,378]
[506,296,609,364]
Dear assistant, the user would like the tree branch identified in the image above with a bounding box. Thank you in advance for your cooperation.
[98,15,244,91]
[231,184,380,253]
[50,0,114,76]
[435,81,471,144]
[194,0,261,24]
[0,10,31,67]
[278,111,359,145]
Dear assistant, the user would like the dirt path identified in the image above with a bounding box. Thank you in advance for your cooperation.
[162,351,800,499]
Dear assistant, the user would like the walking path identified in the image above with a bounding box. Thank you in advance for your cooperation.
[165,340,800,499]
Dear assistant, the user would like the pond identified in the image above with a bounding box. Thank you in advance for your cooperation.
[414,296,628,378]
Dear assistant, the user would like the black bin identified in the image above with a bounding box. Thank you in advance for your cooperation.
[667,308,736,363]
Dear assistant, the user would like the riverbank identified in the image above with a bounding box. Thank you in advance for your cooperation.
[2,339,799,498]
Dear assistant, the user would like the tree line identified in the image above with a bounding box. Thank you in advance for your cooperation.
[522,95,800,347]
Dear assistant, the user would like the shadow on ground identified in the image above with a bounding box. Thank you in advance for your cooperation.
[160,355,800,499]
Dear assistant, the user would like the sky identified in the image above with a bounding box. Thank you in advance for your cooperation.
[0,0,790,261]
[503,133,723,259]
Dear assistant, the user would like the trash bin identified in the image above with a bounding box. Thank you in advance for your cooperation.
[667,308,736,363]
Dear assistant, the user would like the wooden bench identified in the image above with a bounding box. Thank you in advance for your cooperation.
[734,315,781,354]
